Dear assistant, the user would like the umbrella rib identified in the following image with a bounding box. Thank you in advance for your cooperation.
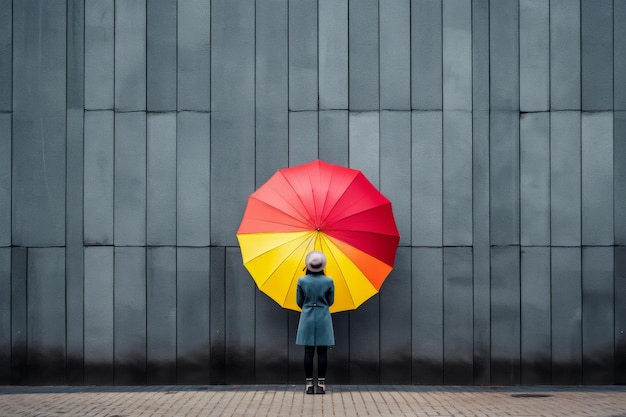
[249,195,312,228]
[279,234,317,307]
[320,238,358,309]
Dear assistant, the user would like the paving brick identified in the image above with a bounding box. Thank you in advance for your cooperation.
[0,385,625,417]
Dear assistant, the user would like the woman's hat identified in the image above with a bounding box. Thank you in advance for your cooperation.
[305,251,327,273]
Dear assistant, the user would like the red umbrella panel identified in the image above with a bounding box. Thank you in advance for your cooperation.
[236,160,400,313]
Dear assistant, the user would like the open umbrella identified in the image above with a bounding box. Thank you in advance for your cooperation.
[236,160,400,313]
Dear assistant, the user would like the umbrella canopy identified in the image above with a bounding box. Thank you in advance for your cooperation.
[236,160,400,313]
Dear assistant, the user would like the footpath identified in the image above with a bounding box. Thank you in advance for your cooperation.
[0,384,625,417]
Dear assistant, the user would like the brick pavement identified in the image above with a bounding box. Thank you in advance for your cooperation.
[0,385,625,417]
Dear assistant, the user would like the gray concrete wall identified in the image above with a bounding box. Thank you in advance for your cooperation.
[0,0,624,385]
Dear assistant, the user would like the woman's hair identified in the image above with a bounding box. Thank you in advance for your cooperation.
[306,269,325,275]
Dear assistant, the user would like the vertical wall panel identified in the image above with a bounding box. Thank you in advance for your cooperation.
[412,111,443,247]
[84,247,114,385]
[550,0,581,110]
[616,1,626,110]
[177,0,210,111]
[10,248,27,384]
[255,295,289,384]
[581,0,613,110]
[0,114,10,246]
[380,248,412,384]
[256,0,288,184]
[582,247,614,384]
[289,111,318,165]
[491,246,521,385]
[27,248,66,384]
[252,5,290,375]
[490,112,520,245]
[177,248,211,384]
[442,0,471,111]
[521,247,551,384]
[288,311,305,384]
[412,248,443,384]
[66,0,85,384]
[349,0,379,111]
[380,0,410,110]
[319,110,349,166]
[472,0,491,385]
[616,112,626,245]
[319,0,348,110]
[349,112,380,186]
[211,0,255,247]
[0,0,11,111]
[381,111,411,245]
[616,247,626,384]
[177,112,210,246]
[225,247,256,384]
[12,0,66,246]
[114,247,147,385]
[520,113,550,246]
[350,299,380,384]
[582,112,614,245]
[443,247,473,385]
[519,0,549,111]
[115,0,146,111]
[84,111,114,245]
[0,249,9,384]
[147,113,177,245]
[473,111,491,385]
[85,0,114,109]
[209,247,226,384]
[114,112,147,246]
[490,0,519,110]
[472,0,489,111]
[551,111,581,245]
[411,0,442,110]
[289,0,317,111]
[147,247,177,384]
[552,247,582,385]
[147,0,176,111]
[328,311,350,384]
[443,111,472,245]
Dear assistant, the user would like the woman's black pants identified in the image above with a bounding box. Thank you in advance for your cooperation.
[304,346,327,379]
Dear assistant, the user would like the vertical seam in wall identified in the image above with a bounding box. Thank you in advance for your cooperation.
[253,0,257,384]
[547,0,553,378]
[317,0,320,159]
[517,0,522,384]
[579,0,584,386]
[81,2,86,384]
[346,0,350,169]
[144,1,149,383]
[470,0,476,385]
[408,0,413,385]
[64,0,70,381]
[8,0,13,380]
[377,1,381,384]
[10,0,14,249]
[112,0,116,384]
[486,0,492,385]
[287,0,291,165]
[440,0,445,383]
[174,0,179,385]
[611,0,616,382]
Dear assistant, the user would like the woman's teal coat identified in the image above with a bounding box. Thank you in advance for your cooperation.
[295,273,335,346]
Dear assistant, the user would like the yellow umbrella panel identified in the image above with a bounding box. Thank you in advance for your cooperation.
[237,231,389,313]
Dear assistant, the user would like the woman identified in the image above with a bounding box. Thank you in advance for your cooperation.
[296,250,335,395]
